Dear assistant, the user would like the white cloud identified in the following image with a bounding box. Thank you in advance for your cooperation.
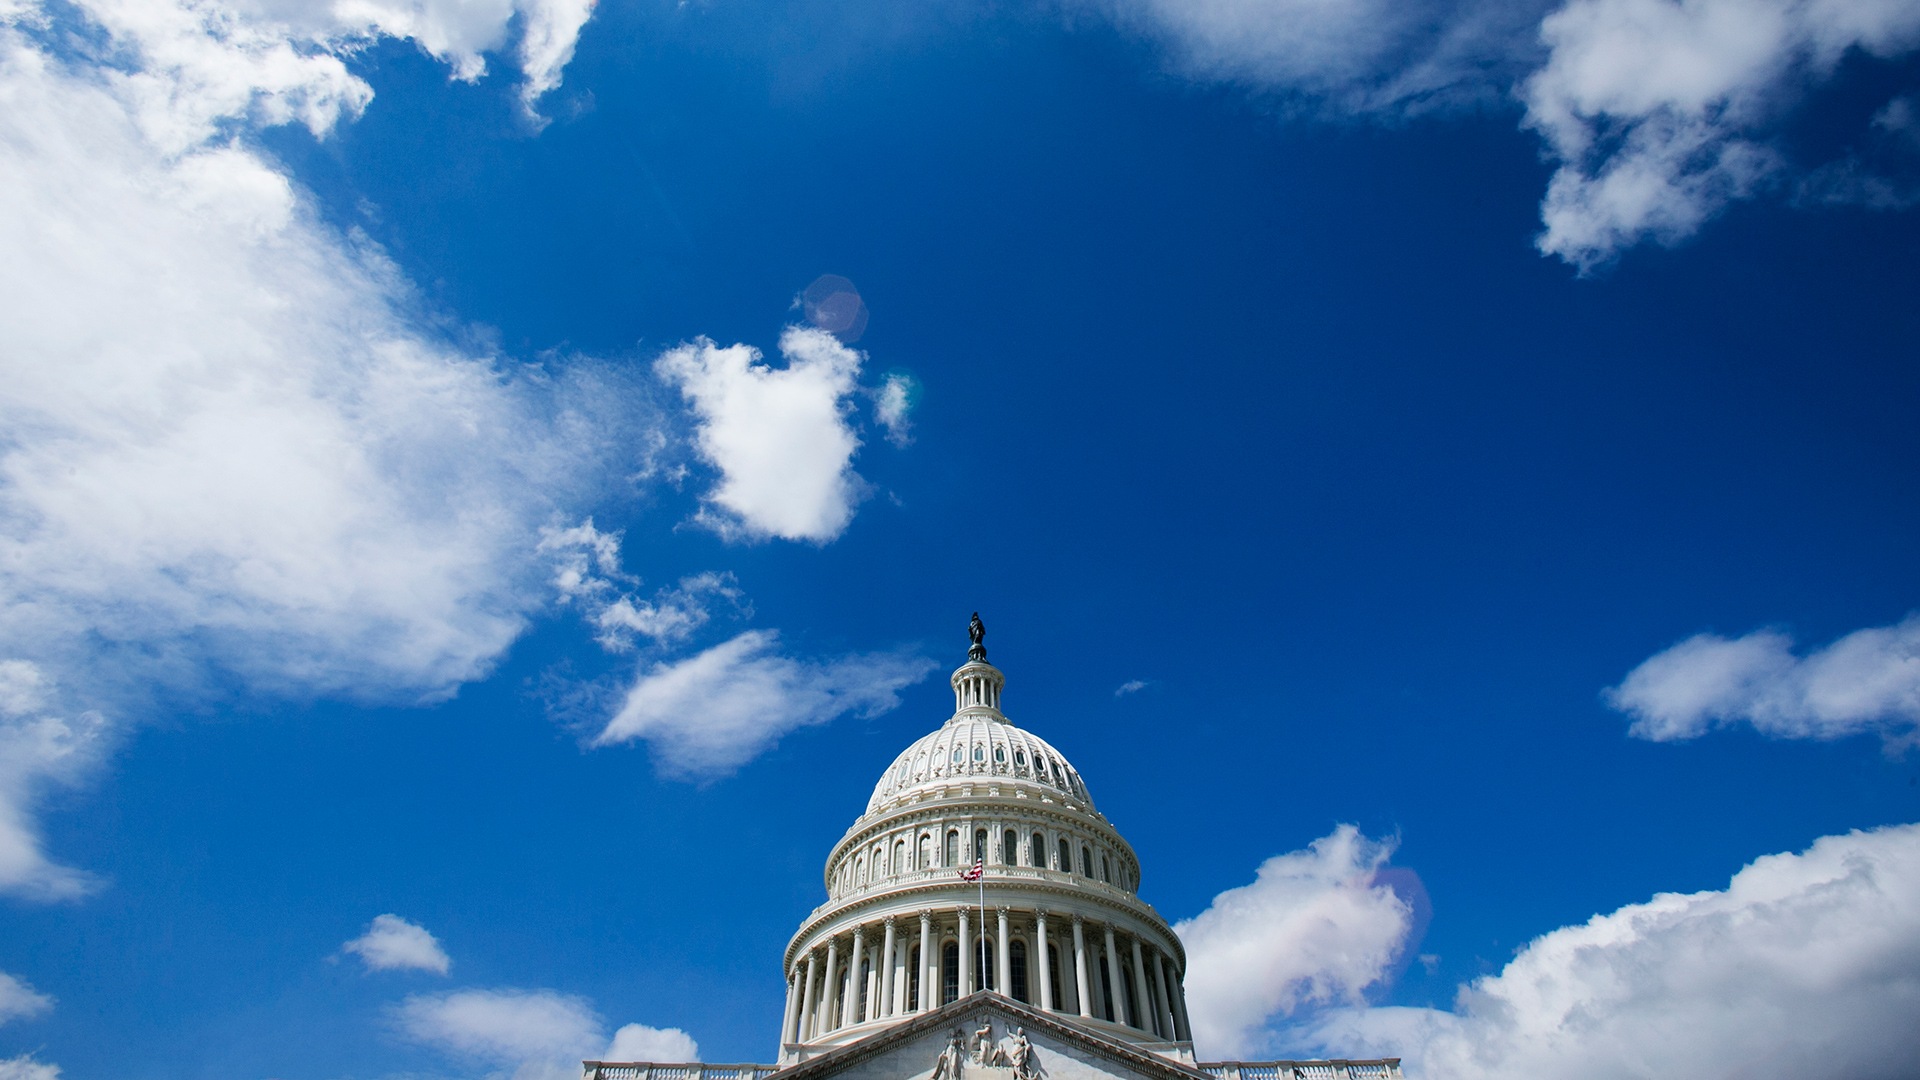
[1606,615,1920,744]
[396,987,697,1080]
[344,914,453,975]
[538,522,742,652]
[0,1057,58,1080]
[604,1023,700,1062]
[1524,0,1920,269]
[0,972,52,1026]
[655,327,875,544]
[1175,825,1415,1059]
[0,3,645,896]
[1114,679,1149,696]
[1294,822,1920,1080]
[595,629,937,777]
[1096,0,1553,114]
[873,373,915,448]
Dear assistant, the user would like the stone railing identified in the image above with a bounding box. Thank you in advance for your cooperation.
[1199,1060,1402,1080]
[583,1063,779,1080]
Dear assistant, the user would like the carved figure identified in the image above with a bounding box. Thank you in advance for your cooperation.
[967,612,987,661]
[1008,1028,1036,1080]
[933,1029,965,1080]
[972,1020,997,1065]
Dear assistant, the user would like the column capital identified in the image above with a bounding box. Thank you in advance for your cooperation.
[996,906,1011,918]
[919,909,934,924]
[1034,906,1048,918]
[1069,913,1085,927]
[884,915,897,929]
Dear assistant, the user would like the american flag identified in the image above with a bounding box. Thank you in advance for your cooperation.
[958,858,984,882]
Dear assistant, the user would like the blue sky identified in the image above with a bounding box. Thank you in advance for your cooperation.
[2,1,1919,1078]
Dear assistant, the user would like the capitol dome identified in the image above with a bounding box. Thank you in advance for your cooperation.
[775,617,1192,1064]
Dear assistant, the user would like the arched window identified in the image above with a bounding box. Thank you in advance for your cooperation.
[942,942,960,1005]
[894,839,906,874]
[1010,940,1030,1003]
[945,830,959,867]
[1081,845,1092,877]
[1058,837,1071,872]
[856,856,866,885]
[921,832,934,868]
[1002,829,1017,865]
[857,957,871,1021]
[1032,832,1045,868]
[1102,854,1111,884]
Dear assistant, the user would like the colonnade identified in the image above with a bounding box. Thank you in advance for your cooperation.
[782,906,1192,1048]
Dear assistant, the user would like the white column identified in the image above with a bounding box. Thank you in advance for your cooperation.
[880,917,898,1019]
[1035,911,1054,1012]
[1154,953,1178,1041]
[798,951,819,1043]
[1103,924,1129,1026]
[782,970,802,1046]
[1169,960,1192,1042]
[1130,937,1154,1033]
[957,906,972,998]
[819,940,840,1036]
[1071,915,1092,1019]
[996,907,1011,995]
[842,925,866,1028]
[918,911,935,1013]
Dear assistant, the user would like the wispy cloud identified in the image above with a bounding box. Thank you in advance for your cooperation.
[538,522,744,653]
[0,1055,60,1080]
[0,2,644,897]
[1176,825,1416,1058]
[1524,0,1920,270]
[1295,823,1920,1080]
[655,327,884,544]
[1114,679,1150,697]
[594,630,936,777]
[1096,0,1920,268]
[395,987,696,1080]
[1606,614,1920,745]
[343,914,452,975]
[0,972,52,1026]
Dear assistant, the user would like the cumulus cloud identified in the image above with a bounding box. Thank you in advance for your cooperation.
[1525,0,1920,269]
[0,972,52,1026]
[655,327,879,544]
[604,1023,700,1062]
[1176,825,1417,1058]
[1295,822,1920,1080]
[1098,0,1554,114]
[595,629,937,777]
[538,521,743,652]
[1606,615,1920,745]
[0,2,644,896]
[0,1057,58,1080]
[343,914,452,975]
[396,987,697,1080]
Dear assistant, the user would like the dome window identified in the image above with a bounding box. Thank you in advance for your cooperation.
[993,746,1006,764]
[1014,749,1027,767]
[973,744,984,762]
[951,746,963,764]
[1036,758,1049,778]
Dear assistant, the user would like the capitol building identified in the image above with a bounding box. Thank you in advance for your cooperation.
[587,619,1403,1080]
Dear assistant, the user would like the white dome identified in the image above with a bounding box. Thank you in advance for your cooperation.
[865,712,1094,816]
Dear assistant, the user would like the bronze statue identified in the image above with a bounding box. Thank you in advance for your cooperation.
[968,612,987,662]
